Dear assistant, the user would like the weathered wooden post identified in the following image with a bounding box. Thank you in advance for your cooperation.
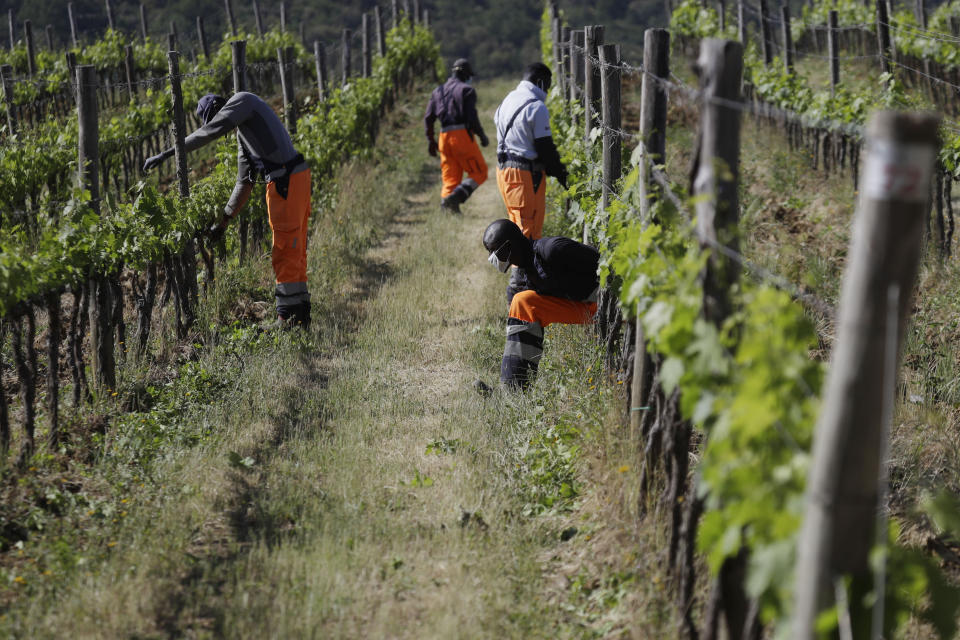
[139,4,148,42]
[278,46,297,134]
[692,39,746,639]
[718,0,726,31]
[24,20,35,77]
[225,0,237,36]
[68,4,79,48]
[280,1,287,33]
[253,0,264,36]
[168,49,197,334]
[631,28,669,435]
[45,25,54,51]
[1,64,15,134]
[197,16,209,61]
[781,4,794,72]
[105,0,115,31]
[738,0,746,43]
[375,6,386,58]
[829,10,840,92]
[362,12,371,77]
[392,0,399,29]
[569,29,585,109]
[342,28,351,87]
[792,110,940,640]
[759,0,773,65]
[231,39,247,93]
[124,44,136,101]
[314,40,326,101]
[600,43,621,211]
[167,31,177,53]
[77,65,115,390]
[877,0,892,74]
[557,26,570,101]
[583,25,605,144]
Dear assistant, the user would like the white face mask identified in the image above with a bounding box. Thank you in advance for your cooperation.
[488,251,510,273]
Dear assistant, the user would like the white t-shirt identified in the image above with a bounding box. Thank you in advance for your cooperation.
[493,80,552,160]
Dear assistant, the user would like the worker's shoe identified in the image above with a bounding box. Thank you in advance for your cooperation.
[280,301,311,330]
[440,194,462,214]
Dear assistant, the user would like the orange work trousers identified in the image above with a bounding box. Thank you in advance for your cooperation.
[438,129,487,198]
[496,166,547,239]
[510,290,597,327]
[267,169,311,286]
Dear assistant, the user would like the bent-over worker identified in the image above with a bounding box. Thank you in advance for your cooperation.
[483,219,598,389]
[424,58,489,213]
[143,92,312,328]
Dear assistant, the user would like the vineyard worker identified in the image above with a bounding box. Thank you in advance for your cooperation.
[142,92,312,329]
[423,58,489,213]
[493,62,568,241]
[482,219,598,389]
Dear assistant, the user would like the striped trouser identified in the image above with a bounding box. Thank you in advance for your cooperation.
[500,290,597,388]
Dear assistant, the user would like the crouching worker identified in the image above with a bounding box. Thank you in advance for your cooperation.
[482,219,599,388]
[142,92,312,328]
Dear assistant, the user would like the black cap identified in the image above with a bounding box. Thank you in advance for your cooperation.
[453,58,474,77]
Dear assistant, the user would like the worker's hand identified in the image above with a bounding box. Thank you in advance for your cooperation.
[479,132,489,147]
[428,140,438,157]
[142,153,166,173]
[205,219,228,244]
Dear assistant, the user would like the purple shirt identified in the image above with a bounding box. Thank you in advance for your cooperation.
[423,76,485,140]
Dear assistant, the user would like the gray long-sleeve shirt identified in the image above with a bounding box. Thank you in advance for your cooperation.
[180,92,308,216]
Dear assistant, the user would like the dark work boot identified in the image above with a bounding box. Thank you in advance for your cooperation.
[440,191,464,214]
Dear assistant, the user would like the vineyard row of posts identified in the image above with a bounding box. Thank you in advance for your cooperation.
[544,0,960,636]
[0,3,440,470]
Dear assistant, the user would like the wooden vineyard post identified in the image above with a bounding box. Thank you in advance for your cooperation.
[253,0,264,36]
[197,17,209,61]
[362,13,371,78]
[24,21,34,77]
[718,0,726,31]
[600,44,621,212]
[583,25,604,145]
[828,10,840,92]
[168,32,177,54]
[231,39,247,93]
[314,40,326,102]
[1,64,15,134]
[124,45,136,101]
[280,1,287,33]
[231,40,249,261]
[558,27,570,103]
[45,25,54,51]
[225,0,237,37]
[792,111,940,640]
[105,0,115,31]
[168,49,197,335]
[877,0,892,75]
[278,46,297,135]
[738,0,746,44]
[631,28,669,436]
[781,4,794,72]
[569,30,585,114]
[139,4,148,42]
[375,6,386,58]
[759,0,773,65]
[77,65,116,391]
[68,4,79,48]
[342,29,351,87]
[691,38,745,639]
[392,0,399,29]
[7,9,13,50]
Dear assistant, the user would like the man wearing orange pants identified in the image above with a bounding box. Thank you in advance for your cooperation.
[493,63,568,302]
[482,219,598,388]
[143,92,312,328]
[424,58,489,213]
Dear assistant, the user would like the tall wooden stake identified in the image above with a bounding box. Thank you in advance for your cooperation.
[759,0,773,65]
[231,40,247,93]
[342,28,351,87]
[600,43,621,211]
[781,4,794,72]
[124,44,136,101]
[225,0,237,36]
[632,28,670,435]
[45,24,54,51]
[569,30,585,108]
[68,4,78,48]
[314,40,326,101]
[792,110,940,640]
[877,0,892,74]
[139,4,148,42]
[583,25,605,144]
[375,6,386,58]
[105,0,115,31]
[362,12,371,77]
[828,10,840,92]
[278,46,297,134]
[24,21,35,77]
[197,16,209,61]
[253,0,264,36]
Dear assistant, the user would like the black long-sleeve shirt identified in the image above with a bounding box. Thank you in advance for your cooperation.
[423,76,485,140]
[516,236,600,301]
